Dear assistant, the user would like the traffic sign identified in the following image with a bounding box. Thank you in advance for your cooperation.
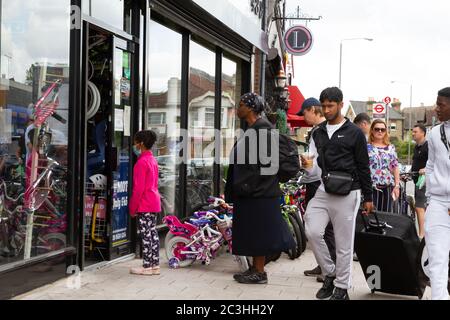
[373,103,386,118]
[384,96,391,104]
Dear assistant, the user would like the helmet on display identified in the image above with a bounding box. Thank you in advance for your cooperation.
[89,174,107,190]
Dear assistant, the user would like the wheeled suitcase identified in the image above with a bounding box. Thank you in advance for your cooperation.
[354,210,426,299]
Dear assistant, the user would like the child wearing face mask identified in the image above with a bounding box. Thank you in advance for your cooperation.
[129,130,161,275]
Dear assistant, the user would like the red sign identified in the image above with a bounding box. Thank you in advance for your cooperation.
[384,96,391,104]
[374,104,385,113]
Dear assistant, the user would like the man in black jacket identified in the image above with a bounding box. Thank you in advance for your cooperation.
[301,87,373,300]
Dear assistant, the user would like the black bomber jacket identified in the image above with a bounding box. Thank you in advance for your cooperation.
[312,118,373,202]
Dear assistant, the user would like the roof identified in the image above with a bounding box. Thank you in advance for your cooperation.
[387,107,404,120]
[402,106,437,128]
[148,67,236,109]
[350,100,367,115]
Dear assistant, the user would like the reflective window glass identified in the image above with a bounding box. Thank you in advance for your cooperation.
[0,0,70,264]
[220,56,241,196]
[187,41,216,214]
[147,20,182,224]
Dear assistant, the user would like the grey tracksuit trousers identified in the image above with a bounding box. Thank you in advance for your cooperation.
[305,188,361,290]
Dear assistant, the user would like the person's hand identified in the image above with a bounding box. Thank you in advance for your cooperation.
[363,201,374,215]
[419,168,426,175]
[392,186,400,200]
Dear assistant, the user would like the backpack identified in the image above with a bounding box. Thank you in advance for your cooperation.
[277,133,301,183]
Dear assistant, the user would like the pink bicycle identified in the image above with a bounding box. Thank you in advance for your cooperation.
[163,211,249,271]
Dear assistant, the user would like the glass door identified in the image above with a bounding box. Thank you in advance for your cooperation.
[107,36,135,259]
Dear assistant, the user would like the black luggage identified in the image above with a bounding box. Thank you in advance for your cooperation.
[354,210,426,299]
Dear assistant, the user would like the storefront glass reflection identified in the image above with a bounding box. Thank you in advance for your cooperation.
[187,41,215,214]
[220,57,241,196]
[147,20,182,224]
[82,0,132,33]
[0,0,70,264]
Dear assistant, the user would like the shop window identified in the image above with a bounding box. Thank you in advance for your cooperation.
[220,56,242,196]
[0,0,70,264]
[187,41,216,214]
[147,20,182,224]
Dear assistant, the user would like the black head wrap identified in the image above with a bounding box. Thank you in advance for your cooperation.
[240,92,264,114]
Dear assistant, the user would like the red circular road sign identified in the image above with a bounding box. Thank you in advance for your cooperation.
[284,25,313,56]
[374,104,385,113]
[384,96,391,104]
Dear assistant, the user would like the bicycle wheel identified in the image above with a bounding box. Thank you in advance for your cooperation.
[265,252,281,265]
[288,209,307,253]
[286,214,302,260]
[165,236,195,268]
[234,255,250,272]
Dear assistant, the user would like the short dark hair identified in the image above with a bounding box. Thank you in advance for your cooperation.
[438,87,450,99]
[134,130,157,149]
[413,124,427,135]
[354,112,371,125]
[319,87,343,103]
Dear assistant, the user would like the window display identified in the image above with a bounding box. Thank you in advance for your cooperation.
[0,0,70,264]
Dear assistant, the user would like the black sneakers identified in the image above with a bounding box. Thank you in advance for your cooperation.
[330,287,350,300]
[233,266,256,280]
[304,265,322,277]
[315,276,336,299]
[235,271,268,284]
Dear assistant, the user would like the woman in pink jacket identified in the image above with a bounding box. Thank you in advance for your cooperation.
[129,130,161,275]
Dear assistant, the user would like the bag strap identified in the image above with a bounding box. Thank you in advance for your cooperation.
[440,124,450,160]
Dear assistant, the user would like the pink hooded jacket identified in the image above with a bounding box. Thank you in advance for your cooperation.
[129,150,161,216]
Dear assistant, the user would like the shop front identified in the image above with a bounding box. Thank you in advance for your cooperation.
[0,0,267,298]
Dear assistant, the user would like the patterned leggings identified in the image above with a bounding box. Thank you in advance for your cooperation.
[138,213,159,268]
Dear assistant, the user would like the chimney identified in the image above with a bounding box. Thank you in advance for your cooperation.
[167,77,180,106]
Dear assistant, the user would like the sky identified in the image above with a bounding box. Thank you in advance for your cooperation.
[286,0,450,108]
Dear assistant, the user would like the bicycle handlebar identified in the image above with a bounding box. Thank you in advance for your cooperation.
[0,181,24,202]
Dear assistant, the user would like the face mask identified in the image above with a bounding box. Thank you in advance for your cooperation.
[133,145,141,157]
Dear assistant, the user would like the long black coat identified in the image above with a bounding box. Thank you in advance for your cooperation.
[224,118,281,202]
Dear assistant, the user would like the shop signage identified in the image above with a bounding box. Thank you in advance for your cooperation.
[284,25,313,56]
[250,0,264,18]
[112,155,129,245]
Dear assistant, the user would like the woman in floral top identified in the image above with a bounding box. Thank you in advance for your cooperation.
[367,119,400,212]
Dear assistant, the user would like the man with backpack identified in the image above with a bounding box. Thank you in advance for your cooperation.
[301,87,373,300]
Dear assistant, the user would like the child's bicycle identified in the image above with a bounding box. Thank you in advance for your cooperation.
[163,208,248,272]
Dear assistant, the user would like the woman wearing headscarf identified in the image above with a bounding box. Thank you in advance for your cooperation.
[224,93,295,284]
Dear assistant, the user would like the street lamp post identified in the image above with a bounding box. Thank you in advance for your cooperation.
[391,81,413,165]
[339,38,373,89]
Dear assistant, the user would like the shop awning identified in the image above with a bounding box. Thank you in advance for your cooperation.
[287,85,310,128]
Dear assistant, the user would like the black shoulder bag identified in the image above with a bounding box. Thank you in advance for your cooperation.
[318,142,354,196]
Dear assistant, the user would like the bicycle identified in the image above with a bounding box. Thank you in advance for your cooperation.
[0,180,66,259]
[164,204,248,272]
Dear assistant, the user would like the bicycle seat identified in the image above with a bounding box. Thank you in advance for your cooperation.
[189,218,212,227]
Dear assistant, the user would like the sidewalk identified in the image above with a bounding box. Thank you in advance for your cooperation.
[15,247,431,300]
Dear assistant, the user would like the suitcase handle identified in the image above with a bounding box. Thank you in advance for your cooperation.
[360,210,386,234]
